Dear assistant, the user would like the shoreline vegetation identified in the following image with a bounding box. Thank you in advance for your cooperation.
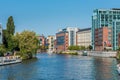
[0,16,39,60]
[59,51,78,55]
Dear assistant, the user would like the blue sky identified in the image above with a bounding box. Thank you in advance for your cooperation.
[0,0,120,36]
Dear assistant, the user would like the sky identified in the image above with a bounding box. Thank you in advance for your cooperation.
[0,0,120,36]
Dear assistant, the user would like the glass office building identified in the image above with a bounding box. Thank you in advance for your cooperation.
[112,20,120,50]
[92,8,120,50]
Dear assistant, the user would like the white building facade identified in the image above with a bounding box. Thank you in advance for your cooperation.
[77,28,91,47]
[47,35,56,52]
[66,27,79,46]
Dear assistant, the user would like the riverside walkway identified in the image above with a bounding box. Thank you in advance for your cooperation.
[87,51,117,57]
[77,51,117,57]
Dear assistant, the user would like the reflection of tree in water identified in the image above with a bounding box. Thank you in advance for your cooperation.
[94,57,118,80]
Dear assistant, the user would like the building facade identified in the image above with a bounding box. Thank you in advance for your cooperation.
[56,31,69,51]
[76,28,91,47]
[47,35,55,52]
[92,8,120,50]
[94,27,112,50]
[0,24,2,44]
[112,20,120,50]
[66,27,79,46]
[37,35,46,46]
[56,27,79,51]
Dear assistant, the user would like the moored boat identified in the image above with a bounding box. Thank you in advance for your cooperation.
[0,56,22,66]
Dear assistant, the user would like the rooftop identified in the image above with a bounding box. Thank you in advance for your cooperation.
[77,28,91,32]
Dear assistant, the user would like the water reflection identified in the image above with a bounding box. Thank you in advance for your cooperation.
[94,57,118,80]
[0,53,119,80]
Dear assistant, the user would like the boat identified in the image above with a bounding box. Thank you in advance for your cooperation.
[0,56,22,66]
[117,64,120,74]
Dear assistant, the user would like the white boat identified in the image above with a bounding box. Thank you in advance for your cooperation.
[117,64,120,74]
[0,56,22,66]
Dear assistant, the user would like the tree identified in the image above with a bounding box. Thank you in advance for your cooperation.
[88,45,93,50]
[3,16,15,51]
[80,46,86,50]
[0,45,6,56]
[15,31,39,59]
[7,35,19,51]
[3,30,8,48]
[7,16,15,35]
[68,45,80,50]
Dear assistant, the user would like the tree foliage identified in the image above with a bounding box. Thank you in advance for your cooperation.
[68,45,87,50]
[0,45,6,56]
[7,16,15,35]
[15,31,39,59]
[68,45,80,50]
[3,16,15,51]
[88,45,93,50]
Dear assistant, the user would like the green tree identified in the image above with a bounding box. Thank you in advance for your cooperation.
[15,31,39,59]
[0,45,6,56]
[7,35,19,51]
[7,16,15,35]
[79,46,86,50]
[3,30,8,48]
[3,16,15,51]
[68,45,80,50]
[88,45,93,50]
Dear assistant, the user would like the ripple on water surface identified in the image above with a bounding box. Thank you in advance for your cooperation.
[0,53,119,80]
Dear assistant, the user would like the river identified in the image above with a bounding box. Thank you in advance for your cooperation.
[0,53,119,80]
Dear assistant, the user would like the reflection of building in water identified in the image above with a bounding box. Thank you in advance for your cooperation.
[94,58,117,80]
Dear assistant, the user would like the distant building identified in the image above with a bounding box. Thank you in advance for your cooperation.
[65,27,79,46]
[56,31,69,51]
[92,8,120,50]
[0,24,2,44]
[76,28,91,47]
[47,35,55,52]
[56,27,79,51]
[37,34,46,46]
[94,27,111,50]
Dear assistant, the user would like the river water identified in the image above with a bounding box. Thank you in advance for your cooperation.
[0,53,119,80]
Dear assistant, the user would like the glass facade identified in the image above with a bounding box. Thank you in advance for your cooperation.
[57,36,65,45]
[112,21,120,50]
[92,9,120,50]
[70,31,74,45]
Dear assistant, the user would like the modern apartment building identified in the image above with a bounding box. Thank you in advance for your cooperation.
[47,35,55,52]
[56,31,69,51]
[0,24,2,44]
[76,28,91,47]
[112,20,120,50]
[94,27,112,50]
[92,8,120,50]
[56,27,79,51]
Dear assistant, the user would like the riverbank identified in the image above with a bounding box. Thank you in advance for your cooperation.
[58,51,78,55]
[87,51,117,58]
[55,50,117,57]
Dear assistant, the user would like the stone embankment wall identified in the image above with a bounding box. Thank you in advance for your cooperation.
[87,51,117,57]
